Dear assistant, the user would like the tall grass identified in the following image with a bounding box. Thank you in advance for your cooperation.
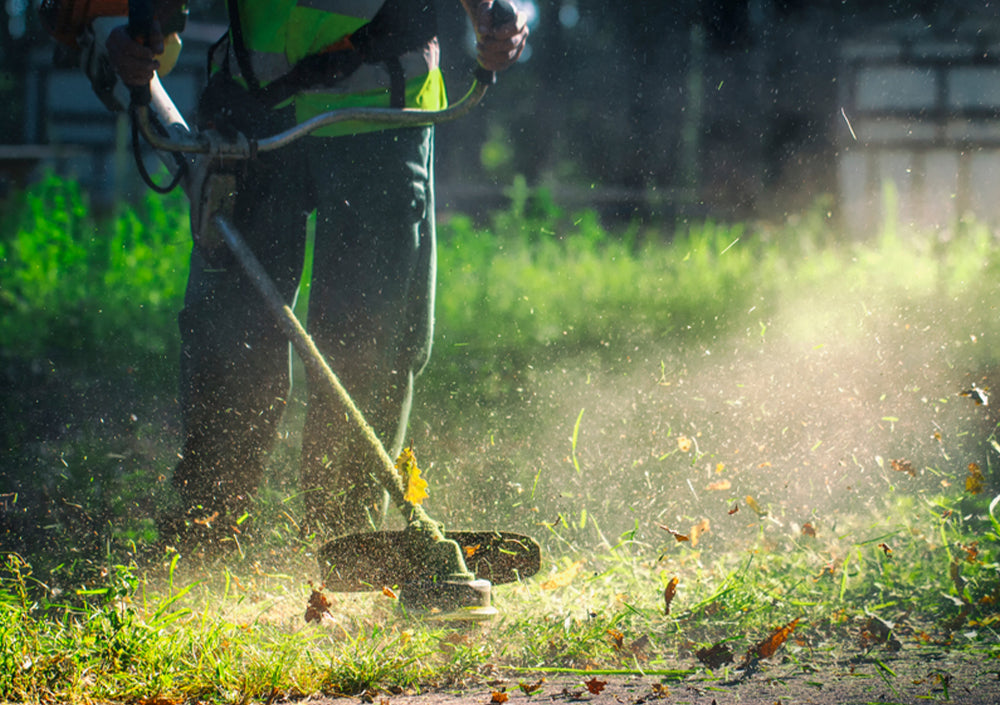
[0,173,191,371]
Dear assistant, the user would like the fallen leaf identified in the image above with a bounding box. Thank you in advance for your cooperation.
[464,543,481,559]
[801,522,817,538]
[746,495,767,517]
[397,446,429,505]
[305,588,331,624]
[960,385,988,406]
[584,678,607,695]
[748,618,800,661]
[966,462,985,495]
[518,678,546,696]
[706,479,731,491]
[962,541,979,563]
[859,615,901,651]
[382,586,398,599]
[663,576,679,615]
[656,523,690,542]
[890,458,916,477]
[540,559,585,590]
[690,518,710,547]
[193,511,220,527]
[626,634,651,661]
[650,683,669,698]
[728,503,740,515]
[695,642,734,669]
[490,692,508,704]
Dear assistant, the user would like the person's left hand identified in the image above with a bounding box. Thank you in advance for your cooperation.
[473,0,529,72]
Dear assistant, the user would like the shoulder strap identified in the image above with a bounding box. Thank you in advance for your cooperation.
[225,0,262,92]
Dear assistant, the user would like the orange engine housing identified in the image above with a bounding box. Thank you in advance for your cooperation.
[40,0,129,48]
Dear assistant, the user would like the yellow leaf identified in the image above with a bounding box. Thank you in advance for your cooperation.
[397,447,429,505]
[746,495,767,516]
[540,559,585,590]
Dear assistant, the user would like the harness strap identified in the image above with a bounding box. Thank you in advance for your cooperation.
[385,57,405,108]
[214,0,436,110]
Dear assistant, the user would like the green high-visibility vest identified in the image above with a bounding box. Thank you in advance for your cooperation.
[221,0,447,135]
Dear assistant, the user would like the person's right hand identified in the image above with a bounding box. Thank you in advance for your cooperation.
[106,23,165,87]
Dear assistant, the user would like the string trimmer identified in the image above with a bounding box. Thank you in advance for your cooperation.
[52,0,540,618]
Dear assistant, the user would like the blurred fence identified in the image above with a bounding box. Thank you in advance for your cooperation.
[838,18,1000,235]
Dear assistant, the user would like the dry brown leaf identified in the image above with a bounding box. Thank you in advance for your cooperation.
[663,576,679,615]
[890,458,916,477]
[962,541,980,563]
[656,523,690,542]
[960,385,989,406]
[584,678,607,695]
[695,642,734,669]
[690,518,710,546]
[749,618,800,660]
[518,678,546,696]
[966,462,985,494]
[192,511,220,527]
[305,588,331,624]
[706,479,731,491]
[801,522,817,538]
[490,692,508,704]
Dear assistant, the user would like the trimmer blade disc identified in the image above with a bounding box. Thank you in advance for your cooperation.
[320,530,541,591]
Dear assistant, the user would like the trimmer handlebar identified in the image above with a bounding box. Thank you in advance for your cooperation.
[133,78,492,159]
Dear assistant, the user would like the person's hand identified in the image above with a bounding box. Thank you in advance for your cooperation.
[473,0,528,72]
[105,22,165,87]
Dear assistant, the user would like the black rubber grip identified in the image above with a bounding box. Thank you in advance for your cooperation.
[474,0,519,85]
[127,0,154,106]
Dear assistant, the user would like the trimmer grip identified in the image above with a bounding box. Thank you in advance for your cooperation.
[474,0,519,85]
[127,0,154,105]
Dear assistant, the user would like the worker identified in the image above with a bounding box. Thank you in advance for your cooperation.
[105,0,528,546]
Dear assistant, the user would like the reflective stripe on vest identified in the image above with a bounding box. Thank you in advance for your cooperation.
[294,38,446,136]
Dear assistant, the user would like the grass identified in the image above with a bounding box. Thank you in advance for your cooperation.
[3,176,1000,702]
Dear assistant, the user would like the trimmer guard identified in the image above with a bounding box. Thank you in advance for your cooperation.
[320,530,541,591]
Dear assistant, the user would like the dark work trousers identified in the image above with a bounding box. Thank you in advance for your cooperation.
[173,116,436,537]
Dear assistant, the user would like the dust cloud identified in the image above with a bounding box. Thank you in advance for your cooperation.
[422,272,998,558]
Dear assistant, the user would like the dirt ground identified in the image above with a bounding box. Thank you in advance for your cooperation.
[305,649,1000,705]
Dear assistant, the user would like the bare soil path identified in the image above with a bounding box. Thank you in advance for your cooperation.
[305,650,999,705]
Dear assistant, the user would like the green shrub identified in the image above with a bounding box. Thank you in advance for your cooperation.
[0,173,191,373]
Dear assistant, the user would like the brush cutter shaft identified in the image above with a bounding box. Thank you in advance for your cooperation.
[214,215,451,542]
